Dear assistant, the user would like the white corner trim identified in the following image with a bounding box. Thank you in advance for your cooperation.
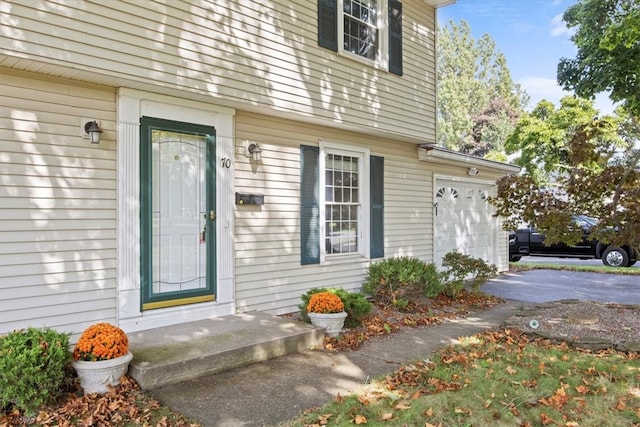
[116,88,236,332]
[119,88,235,118]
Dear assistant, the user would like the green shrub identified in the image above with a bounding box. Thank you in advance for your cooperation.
[339,290,373,327]
[0,327,72,416]
[420,263,443,298]
[440,251,498,297]
[299,288,372,327]
[362,257,442,306]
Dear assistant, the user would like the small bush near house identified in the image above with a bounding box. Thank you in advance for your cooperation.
[299,288,372,328]
[0,327,73,416]
[362,257,442,307]
[339,291,374,328]
[440,251,498,297]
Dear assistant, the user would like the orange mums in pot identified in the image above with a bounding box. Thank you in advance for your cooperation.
[306,291,345,314]
[73,323,129,361]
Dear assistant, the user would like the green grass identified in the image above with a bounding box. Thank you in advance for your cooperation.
[287,330,640,427]
[511,262,640,275]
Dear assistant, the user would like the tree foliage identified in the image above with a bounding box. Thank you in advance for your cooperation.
[493,0,640,252]
[437,20,528,158]
[504,97,624,182]
[493,97,640,249]
[558,0,640,117]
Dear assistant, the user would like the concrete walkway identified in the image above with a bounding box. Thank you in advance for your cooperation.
[150,300,524,427]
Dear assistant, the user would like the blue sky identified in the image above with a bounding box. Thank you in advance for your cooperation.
[437,0,616,114]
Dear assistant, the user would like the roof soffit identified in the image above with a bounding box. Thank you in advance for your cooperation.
[424,0,456,8]
[418,144,522,174]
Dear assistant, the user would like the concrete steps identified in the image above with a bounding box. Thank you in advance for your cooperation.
[126,312,325,390]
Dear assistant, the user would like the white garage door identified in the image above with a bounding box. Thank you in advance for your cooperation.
[434,178,498,268]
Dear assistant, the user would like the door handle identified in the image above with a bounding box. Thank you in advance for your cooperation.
[209,210,216,221]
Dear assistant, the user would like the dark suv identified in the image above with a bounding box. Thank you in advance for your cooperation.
[509,215,638,267]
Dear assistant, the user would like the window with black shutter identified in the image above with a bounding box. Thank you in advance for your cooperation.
[300,144,384,265]
[317,0,403,76]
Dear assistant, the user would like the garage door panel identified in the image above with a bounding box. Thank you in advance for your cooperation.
[435,179,498,268]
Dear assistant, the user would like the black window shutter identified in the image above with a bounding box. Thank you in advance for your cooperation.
[388,0,403,76]
[300,145,320,265]
[318,0,338,51]
[370,155,384,258]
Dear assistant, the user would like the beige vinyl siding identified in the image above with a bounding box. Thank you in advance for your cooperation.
[0,69,117,336]
[233,111,433,315]
[1,0,437,143]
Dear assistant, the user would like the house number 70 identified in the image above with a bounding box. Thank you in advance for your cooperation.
[221,158,231,168]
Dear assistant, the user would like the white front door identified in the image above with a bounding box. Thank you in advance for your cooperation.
[140,117,216,310]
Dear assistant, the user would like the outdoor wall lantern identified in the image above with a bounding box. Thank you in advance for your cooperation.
[467,167,479,176]
[84,121,103,144]
[247,143,262,161]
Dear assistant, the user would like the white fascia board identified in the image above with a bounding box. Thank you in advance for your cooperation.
[424,0,456,8]
[418,144,522,174]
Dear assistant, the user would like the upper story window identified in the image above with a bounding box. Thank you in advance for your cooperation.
[318,0,403,75]
[342,0,379,61]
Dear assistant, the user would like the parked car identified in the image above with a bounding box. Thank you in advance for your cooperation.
[509,215,638,267]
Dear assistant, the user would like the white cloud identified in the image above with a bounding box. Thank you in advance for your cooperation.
[519,77,571,108]
[593,93,617,115]
[550,13,574,37]
[519,77,616,115]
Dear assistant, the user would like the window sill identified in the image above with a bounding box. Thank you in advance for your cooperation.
[337,50,389,73]
[322,253,368,265]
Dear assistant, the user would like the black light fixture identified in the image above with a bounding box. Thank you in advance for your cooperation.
[84,121,103,144]
[248,143,261,161]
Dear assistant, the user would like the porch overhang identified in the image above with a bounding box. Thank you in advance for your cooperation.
[418,143,522,175]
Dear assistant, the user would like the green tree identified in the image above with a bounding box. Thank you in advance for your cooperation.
[558,0,640,117]
[437,20,528,157]
[493,0,640,254]
[504,97,617,182]
[493,97,639,250]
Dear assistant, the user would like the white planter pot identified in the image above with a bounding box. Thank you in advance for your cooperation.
[308,312,348,337]
[71,351,133,394]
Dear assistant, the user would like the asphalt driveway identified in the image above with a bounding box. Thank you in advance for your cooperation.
[481,270,640,304]
[518,256,639,269]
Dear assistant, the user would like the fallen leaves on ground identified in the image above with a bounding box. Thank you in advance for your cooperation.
[296,316,640,427]
[323,291,503,352]
[388,327,635,391]
[377,328,640,426]
[0,292,500,425]
[0,376,199,427]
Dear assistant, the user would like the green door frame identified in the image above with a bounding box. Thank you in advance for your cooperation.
[139,116,217,310]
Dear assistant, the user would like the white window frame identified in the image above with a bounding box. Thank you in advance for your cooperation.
[319,141,371,263]
[337,0,389,70]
